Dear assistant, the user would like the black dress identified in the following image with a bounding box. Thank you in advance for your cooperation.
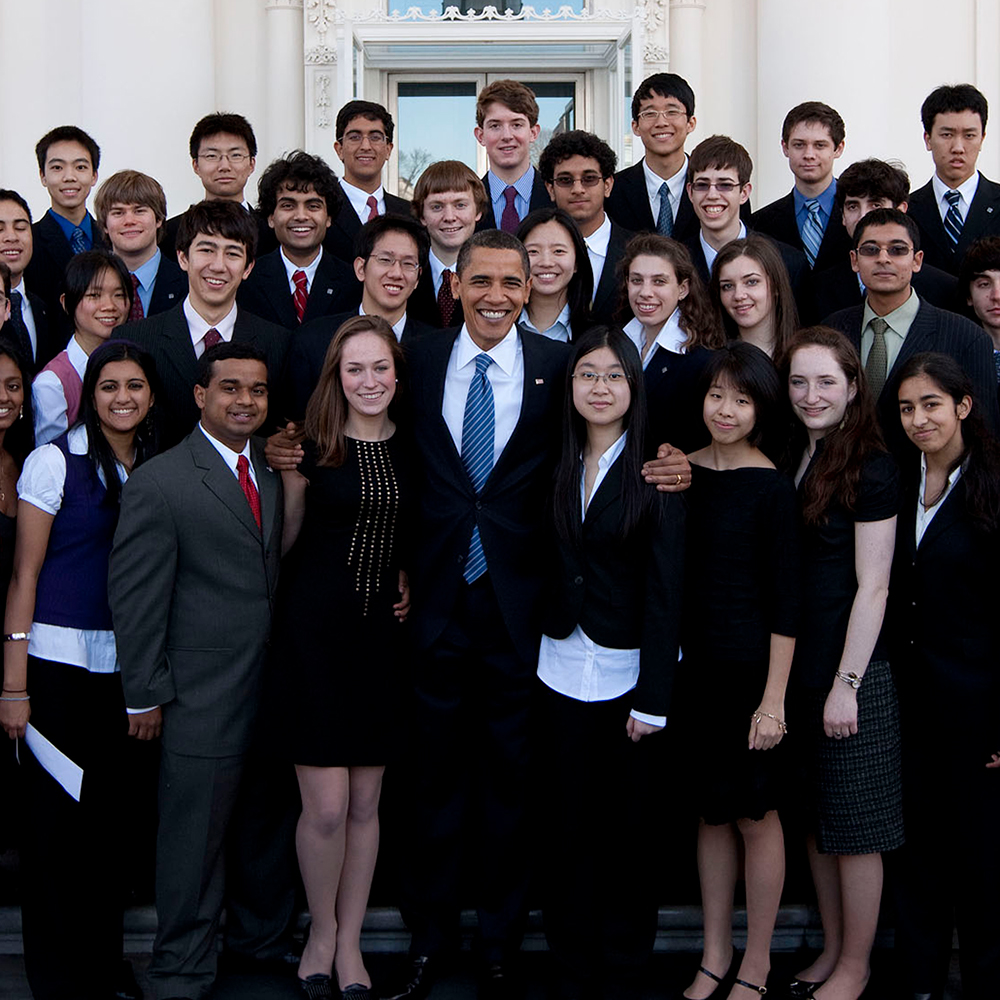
[676,465,800,825]
[276,435,410,766]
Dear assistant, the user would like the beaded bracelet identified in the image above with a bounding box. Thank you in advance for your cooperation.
[3,632,30,642]
[752,710,788,734]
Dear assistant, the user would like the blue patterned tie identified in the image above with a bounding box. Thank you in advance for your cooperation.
[802,199,824,268]
[70,226,87,254]
[944,190,964,246]
[656,182,674,237]
[461,353,494,583]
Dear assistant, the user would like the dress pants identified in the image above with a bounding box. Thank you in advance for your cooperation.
[18,657,127,1000]
[400,575,533,964]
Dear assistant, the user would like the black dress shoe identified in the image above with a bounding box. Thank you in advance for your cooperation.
[787,976,825,998]
[382,954,435,1000]
[298,973,336,999]
[341,983,373,1000]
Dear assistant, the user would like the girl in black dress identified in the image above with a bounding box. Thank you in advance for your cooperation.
[891,353,1000,999]
[278,315,410,999]
[781,327,900,1000]
[679,342,799,1000]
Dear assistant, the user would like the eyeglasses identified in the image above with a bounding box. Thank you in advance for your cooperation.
[690,179,741,194]
[340,131,387,146]
[571,370,629,385]
[551,173,605,189]
[855,243,914,258]
[198,151,250,164]
[637,109,687,124]
[368,253,420,274]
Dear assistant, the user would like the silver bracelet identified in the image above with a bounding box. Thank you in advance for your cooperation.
[836,670,862,689]
[0,694,29,702]
[3,632,30,642]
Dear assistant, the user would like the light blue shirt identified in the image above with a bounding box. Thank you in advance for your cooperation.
[131,248,161,315]
[49,208,94,249]
[487,167,535,228]
[793,177,837,243]
[518,303,571,343]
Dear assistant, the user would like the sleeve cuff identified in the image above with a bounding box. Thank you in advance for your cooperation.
[126,705,159,714]
[630,708,666,728]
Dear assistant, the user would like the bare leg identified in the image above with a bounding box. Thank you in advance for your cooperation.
[795,834,843,982]
[728,811,784,996]
[295,765,350,979]
[684,820,738,999]
[333,766,385,989]
[813,853,881,1000]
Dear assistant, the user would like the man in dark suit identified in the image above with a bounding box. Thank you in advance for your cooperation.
[117,201,288,447]
[94,170,188,319]
[473,80,552,233]
[409,160,488,329]
[539,130,633,324]
[0,189,61,371]
[751,101,851,272]
[160,113,269,261]
[823,208,998,456]
[24,126,107,338]
[959,236,1000,371]
[238,151,360,328]
[325,100,411,264]
[812,158,958,319]
[110,341,282,1000]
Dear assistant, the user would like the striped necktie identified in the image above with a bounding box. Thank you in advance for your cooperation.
[943,190,964,246]
[656,182,674,237]
[461,353,494,583]
[70,226,88,254]
[292,269,308,324]
[128,273,145,322]
[802,199,824,268]
[866,317,889,398]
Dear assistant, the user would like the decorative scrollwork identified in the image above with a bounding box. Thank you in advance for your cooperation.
[352,5,632,24]
[306,0,336,35]
[306,45,337,64]
[316,73,332,128]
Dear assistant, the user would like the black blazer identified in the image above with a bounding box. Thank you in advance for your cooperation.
[643,344,714,456]
[590,221,633,325]
[907,173,1000,276]
[10,288,64,374]
[475,170,553,231]
[323,192,412,264]
[236,248,361,329]
[406,329,570,665]
[823,297,1000,454]
[542,456,685,717]
[408,266,466,330]
[812,257,959,320]
[146,254,189,316]
[277,308,435,422]
[116,304,289,447]
[751,190,852,273]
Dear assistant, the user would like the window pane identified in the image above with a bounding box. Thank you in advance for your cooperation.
[520,82,576,166]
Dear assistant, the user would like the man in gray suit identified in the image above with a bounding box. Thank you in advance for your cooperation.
[109,341,282,1000]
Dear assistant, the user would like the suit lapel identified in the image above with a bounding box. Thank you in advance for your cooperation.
[917,476,965,551]
[910,183,954,264]
[259,254,297,328]
[957,174,1000,257]
[162,307,200,392]
[886,300,934,385]
[421,331,470,486]
[252,437,280,554]
[189,430,264,540]
[583,453,623,527]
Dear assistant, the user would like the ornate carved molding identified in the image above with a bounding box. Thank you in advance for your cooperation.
[644,42,669,62]
[264,0,304,9]
[634,0,667,32]
[349,5,632,24]
[315,72,333,129]
[306,0,337,35]
[306,44,337,64]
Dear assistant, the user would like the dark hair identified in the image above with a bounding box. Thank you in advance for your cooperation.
[538,130,617,182]
[631,72,695,121]
[456,228,531,282]
[778,326,885,524]
[304,315,404,468]
[616,234,718,350]
[896,352,1000,531]
[688,135,753,187]
[62,250,133,322]
[196,341,267,388]
[336,100,394,142]
[959,236,1000,295]
[836,158,909,210]
[853,206,920,252]
[516,208,594,337]
[476,80,539,127]
[0,189,32,224]
[354,214,429,267]
[94,170,168,232]
[411,160,489,220]
[699,341,782,454]
[189,112,257,159]
[175,200,259,262]
[781,101,845,147]
[552,325,656,544]
[0,336,35,469]
[921,83,988,134]
[35,125,100,172]
[79,340,161,504]
[708,235,798,355]
[256,150,344,221]
[0,261,9,299]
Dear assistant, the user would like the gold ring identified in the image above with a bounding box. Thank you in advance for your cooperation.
[676,474,683,485]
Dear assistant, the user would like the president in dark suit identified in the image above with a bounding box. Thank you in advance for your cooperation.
[110,342,282,1000]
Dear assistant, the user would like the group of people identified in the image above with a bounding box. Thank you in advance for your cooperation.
[0,67,997,1000]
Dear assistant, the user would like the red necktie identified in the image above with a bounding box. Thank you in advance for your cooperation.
[292,269,308,324]
[237,455,261,529]
[437,268,456,326]
[129,273,145,322]
[203,327,222,352]
[500,186,519,233]
[366,195,379,222]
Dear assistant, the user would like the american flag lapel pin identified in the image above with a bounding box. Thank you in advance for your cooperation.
[535,378,544,384]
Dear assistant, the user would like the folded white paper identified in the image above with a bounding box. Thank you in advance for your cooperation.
[24,723,84,802]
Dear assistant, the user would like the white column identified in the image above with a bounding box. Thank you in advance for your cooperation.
[264,0,306,158]
[668,0,705,105]
[303,0,340,158]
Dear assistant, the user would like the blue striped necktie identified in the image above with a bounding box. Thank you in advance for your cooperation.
[802,199,824,268]
[656,182,674,237]
[70,226,87,254]
[944,190,964,246]
[461,353,494,583]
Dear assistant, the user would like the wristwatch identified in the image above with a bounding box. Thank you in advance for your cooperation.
[836,670,862,689]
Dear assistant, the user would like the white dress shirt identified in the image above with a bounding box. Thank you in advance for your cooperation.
[341,178,385,222]
[32,335,89,446]
[624,308,687,369]
[700,221,747,274]
[279,245,323,294]
[915,453,962,547]
[442,324,523,463]
[185,297,238,358]
[643,156,688,226]
[198,422,258,487]
[12,280,39,360]
[428,249,455,297]
[932,171,980,226]
[584,213,612,294]
[357,303,407,343]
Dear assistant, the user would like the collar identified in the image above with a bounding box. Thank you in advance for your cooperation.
[932,170,980,212]
[279,245,323,286]
[456,322,519,376]
[183,297,238,347]
[429,248,456,289]
[518,302,571,342]
[584,213,612,256]
[624,308,686,367]
[700,222,746,271]
[487,167,535,205]
[49,208,93,242]
[793,176,837,217]
[340,178,385,221]
[198,422,253,477]
[67,334,91,379]
[592,431,628,472]
[132,247,162,291]
[919,450,963,505]
[863,287,920,334]
[643,155,688,206]
[359,303,407,342]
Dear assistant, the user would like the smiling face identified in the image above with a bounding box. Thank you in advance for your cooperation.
[354,230,421,322]
[104,201,161,261]
[334,115,393,190]
[340,330,396,421]
[925,110,984,188]
[41,140,98,216]
[781,121,844,191]
[523,219,576,303]
[572,345,630,433]
[192,132,256,201]
[703,377,756,446]
[627,253,688,331]
[268,182,331,263]
[178,231,253,317]
[718,254,773,332]
[787,344,857,438]
[93,359,154,438]
[0,199,33,281]
[898,373,970,456]
[452,246,531,351]
[419,188,481,257]
[631,93,696,164]
[475,103,540,178]
[0,354,24,430]
[194,356,269,451]
[545,154,612,234]
[70,267,129,346]
[687,166,750,240]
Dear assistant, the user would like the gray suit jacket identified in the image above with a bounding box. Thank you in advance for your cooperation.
[109,429,282,757]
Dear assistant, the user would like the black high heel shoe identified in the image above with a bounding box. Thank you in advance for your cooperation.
[787,976,826,998]
[681,949,737,999]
